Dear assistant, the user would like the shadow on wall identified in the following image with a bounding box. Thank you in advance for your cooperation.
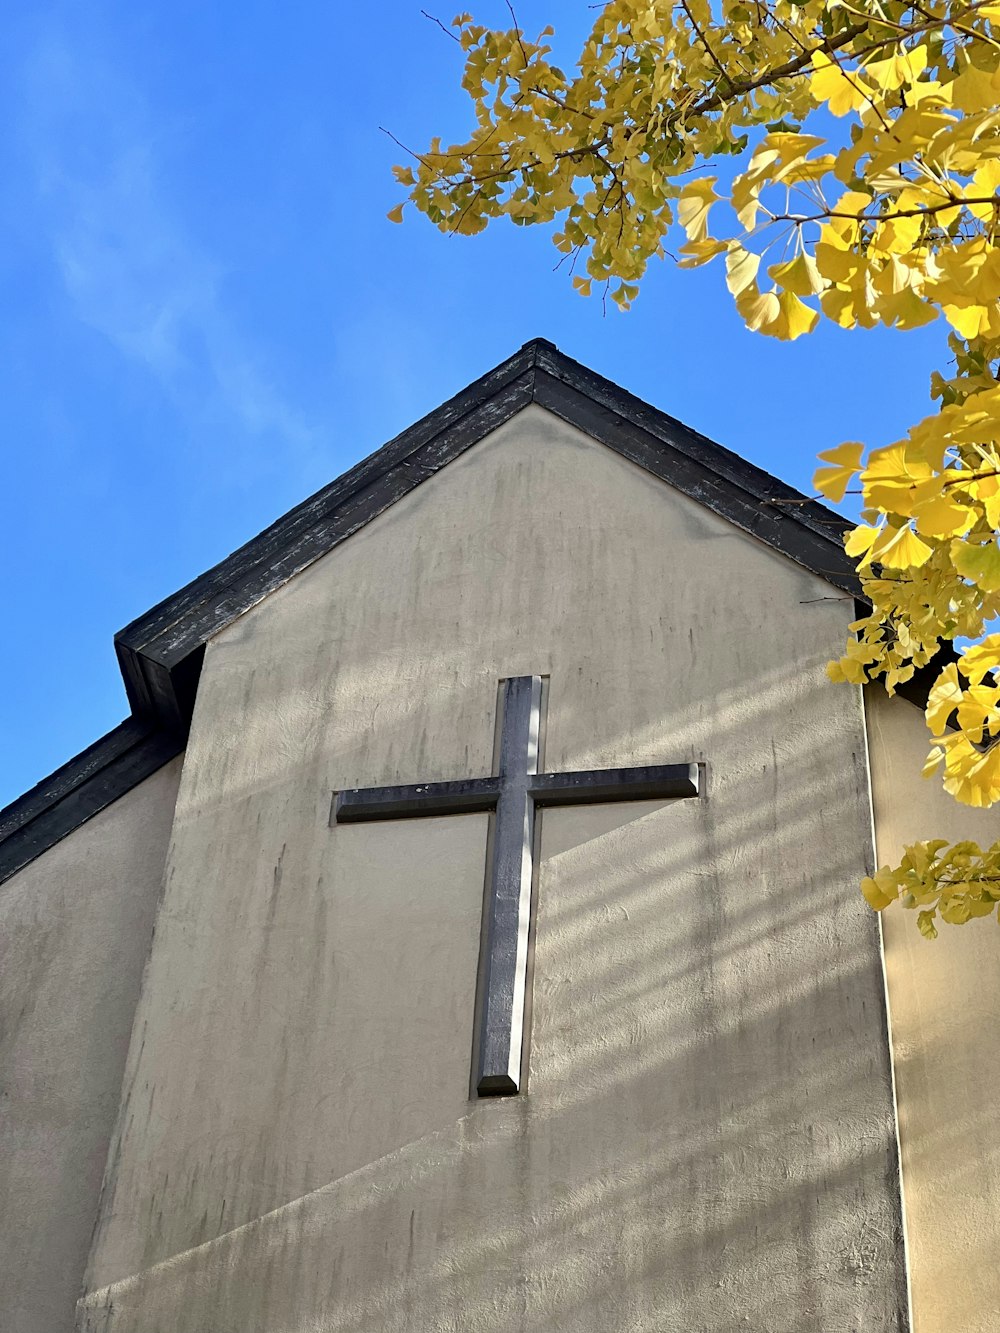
[79,641,908,1332]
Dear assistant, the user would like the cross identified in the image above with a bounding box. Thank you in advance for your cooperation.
[333,675,701,1097]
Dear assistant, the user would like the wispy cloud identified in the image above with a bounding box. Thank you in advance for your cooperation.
[18,25,317,471]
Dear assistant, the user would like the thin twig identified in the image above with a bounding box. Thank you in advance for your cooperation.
[420,9,460,42]
[528,86,595,119]
[379,125,438,172]
[504,0,530,71]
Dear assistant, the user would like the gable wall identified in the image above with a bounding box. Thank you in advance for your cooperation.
[0,758,181,1333]
[80,406,905,1331]
[867,687,1000,1332]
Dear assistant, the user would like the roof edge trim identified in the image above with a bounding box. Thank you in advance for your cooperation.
[0,721,183,889]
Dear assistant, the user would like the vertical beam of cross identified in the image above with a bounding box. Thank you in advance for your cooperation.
[333,675,701,1097]
[477,675,540,1093]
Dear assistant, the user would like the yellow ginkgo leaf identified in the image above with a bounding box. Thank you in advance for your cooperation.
[926,663,963,734]
[905,78,947,108]
[967,160,1000,223]
[958,684,1000,741]
[913,491,976,538]
[828,654,868,684]
[677,178,718,243]
[814,441,864,502]
[731,177,764,231]
[677,238,728,268]
[861,867,900,911]
[948,62,1000,113]
[940,896,977,924]
[872,256,912,304]
[815,243,862,286]
[974,473,1000,530]
[866,44,928,94]
[917,911,938,940]
[943,303,991,339]
[820,286,859,329]
[845,523,880,564]
[952,538,1000,591]
[735,286,780,332]
[862,442,933,513]
[959,635,1000,685]
[871,522,934,569]
[772,289,819,341]
[944,742,1000,807]
[877,285,938,331]
[769,253,825,297]
[922,745,945,779]
[810,51,869,117]
[874,212,922,255]
[725,244,760,296]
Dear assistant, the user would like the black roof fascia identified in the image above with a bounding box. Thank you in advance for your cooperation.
[0,720,183,887]
[531,344,858,593]
[0,337,918,886]
[115,337,861,736]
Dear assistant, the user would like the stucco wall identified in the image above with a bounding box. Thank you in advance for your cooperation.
[81,406,906,1331]
[0,758,181,1333]
[867,687,1000,1333]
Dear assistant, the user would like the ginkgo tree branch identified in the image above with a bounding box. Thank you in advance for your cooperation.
[943,469,1000,488]
[685,19,868,115]
[764,196,1000,226]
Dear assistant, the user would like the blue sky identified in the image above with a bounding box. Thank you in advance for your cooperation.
[1,1,947,806]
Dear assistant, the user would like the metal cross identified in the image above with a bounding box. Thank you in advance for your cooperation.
[333,676,701,1096]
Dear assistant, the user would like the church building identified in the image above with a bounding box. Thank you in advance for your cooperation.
[2,340,998,1332]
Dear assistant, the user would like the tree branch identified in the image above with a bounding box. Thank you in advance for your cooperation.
[420,9,460,43]
[688,19,869,117]
[765,194,997,226]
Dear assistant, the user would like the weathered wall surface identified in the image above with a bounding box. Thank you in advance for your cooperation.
[0,759,181,1333]
[868,687,1000,1333]
[81,406,906,1331]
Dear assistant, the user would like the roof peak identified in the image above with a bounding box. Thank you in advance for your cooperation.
[115,338,855,735]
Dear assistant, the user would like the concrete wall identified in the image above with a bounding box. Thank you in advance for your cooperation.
[80,406,906,1331]
[868,687,1000,1332]
[0,759,181,1333]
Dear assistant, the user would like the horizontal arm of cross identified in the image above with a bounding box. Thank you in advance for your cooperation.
[333,762,700,824]
[333,777,501,823]
[530,762,700,805]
